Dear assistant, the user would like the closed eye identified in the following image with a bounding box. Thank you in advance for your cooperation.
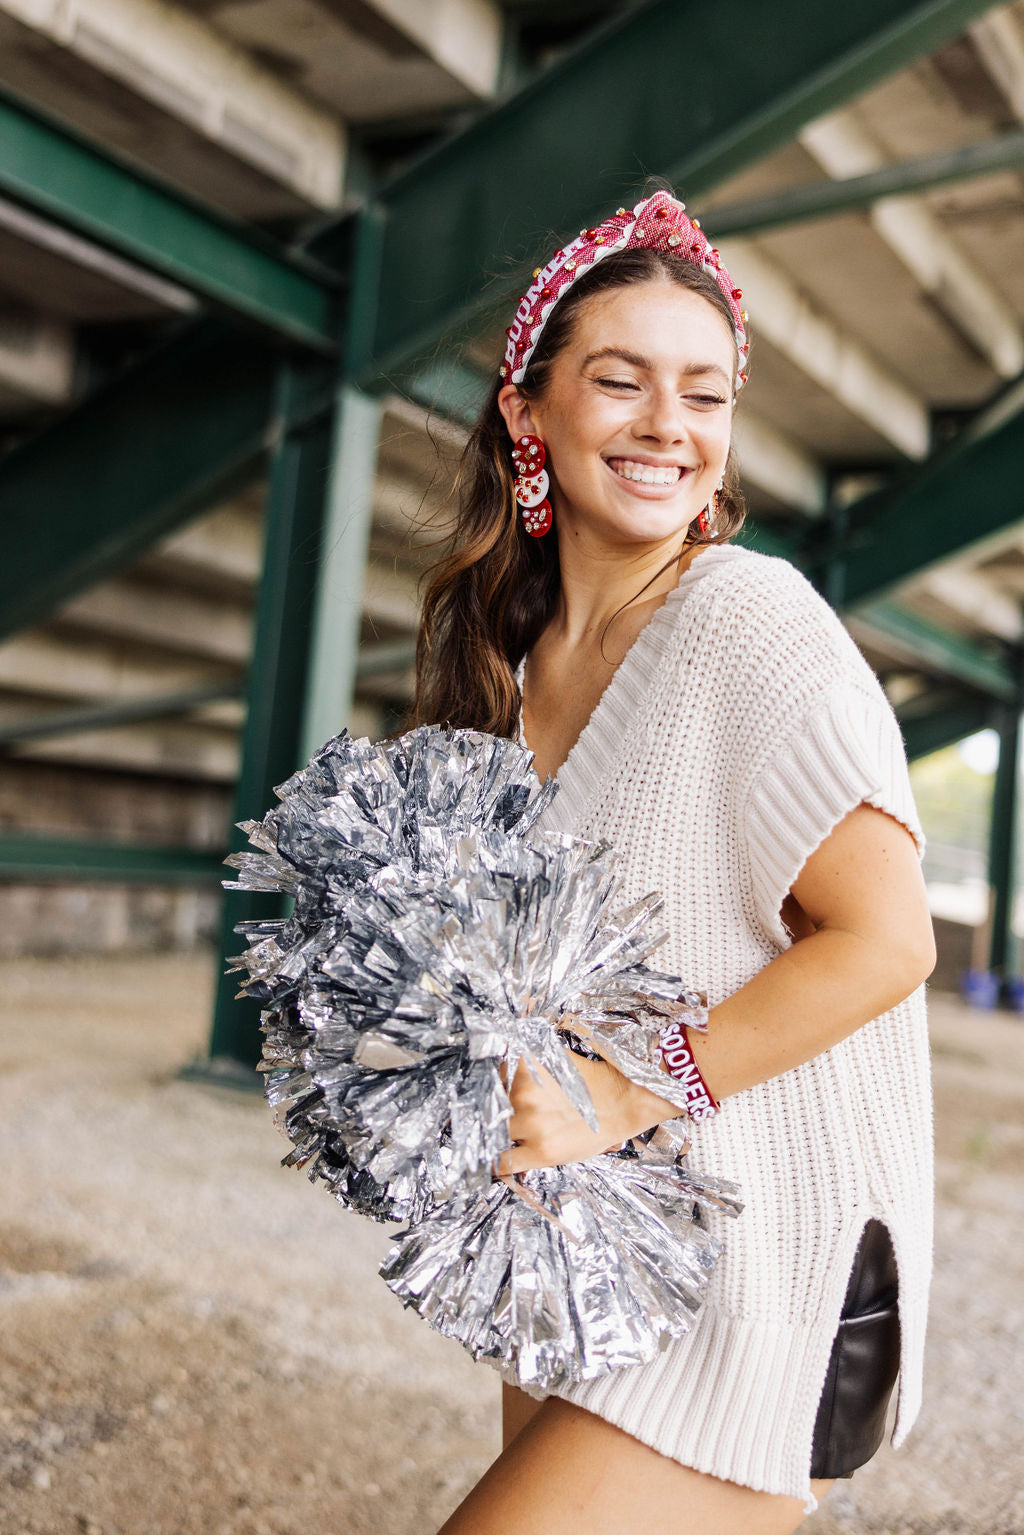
[597,378,726,407]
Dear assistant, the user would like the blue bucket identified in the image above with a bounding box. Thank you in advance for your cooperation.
[960,968,1000,1010]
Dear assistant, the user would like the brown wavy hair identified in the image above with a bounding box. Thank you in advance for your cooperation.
[413,246,748,736]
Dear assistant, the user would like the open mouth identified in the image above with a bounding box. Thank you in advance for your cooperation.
[605,457,687,487]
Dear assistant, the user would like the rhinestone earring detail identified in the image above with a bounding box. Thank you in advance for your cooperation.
[697,485,723,538]
[512,434,552,537]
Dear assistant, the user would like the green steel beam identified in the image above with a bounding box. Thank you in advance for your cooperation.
[209,360,337,1068]
[748,526,1021,705]
[0,834,225,882]
[696,127,1024,238]
[0,89,338,352]
[206,268,396,1066]
[0,0,997,649]
[824,398,1024,607]
[0,680,244,746]
[206,217,399,1065]
[0,194,199,315]
[354,0,997,379]
[730,525,1022,705]
[987,702,1022,977]
[0,322,337,643]
[898,694,994,761]
[851,601,1020,702]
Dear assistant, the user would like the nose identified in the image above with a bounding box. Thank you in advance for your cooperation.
[633,383,688,446]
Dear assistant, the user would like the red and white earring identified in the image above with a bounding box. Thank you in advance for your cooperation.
[697,484,723,538]
[512,434,552,537]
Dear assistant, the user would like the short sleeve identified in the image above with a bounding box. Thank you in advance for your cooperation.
[742,680,925,951]
[713,554,926,952]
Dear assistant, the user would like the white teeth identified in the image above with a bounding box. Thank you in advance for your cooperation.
[609,459,682,486]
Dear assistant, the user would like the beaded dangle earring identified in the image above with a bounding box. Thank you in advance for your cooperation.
[512,434,553,537]
[697,484,724,538]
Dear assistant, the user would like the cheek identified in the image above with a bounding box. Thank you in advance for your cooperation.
[704,419,733,466]
[547,390,624,455]
[545,413,612,480]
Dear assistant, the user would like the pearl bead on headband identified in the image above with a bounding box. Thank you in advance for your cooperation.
[500,190,749,392]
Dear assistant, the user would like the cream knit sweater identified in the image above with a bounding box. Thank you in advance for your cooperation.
[514,543,933,1513]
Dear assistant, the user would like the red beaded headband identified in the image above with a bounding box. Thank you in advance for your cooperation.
[500,190,748,392]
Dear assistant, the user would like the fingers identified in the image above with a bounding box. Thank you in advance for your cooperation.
[500,1046,622,1175]
[506,1051,554,1109]
[495,1144,531,1178]
[496,1135,614,1177]
[501,1050,542,1093]
[495,1135,554,1177]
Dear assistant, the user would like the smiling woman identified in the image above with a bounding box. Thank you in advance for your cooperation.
[496,277,739,783]
[503,290,734,534]
[413,217,748,740]
[413,191,935,1535]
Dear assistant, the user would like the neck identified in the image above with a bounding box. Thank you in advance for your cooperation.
[550,527,706,651]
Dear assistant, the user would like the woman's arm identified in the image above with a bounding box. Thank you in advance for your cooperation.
[498,802,935,1175]
[692,802,935,1099]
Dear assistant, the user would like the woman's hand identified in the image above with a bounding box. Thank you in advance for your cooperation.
[495,1050,681,1176]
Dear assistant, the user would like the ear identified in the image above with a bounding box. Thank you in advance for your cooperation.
[497,384,542,445]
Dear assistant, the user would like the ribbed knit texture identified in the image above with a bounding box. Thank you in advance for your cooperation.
[514,544,934,1513]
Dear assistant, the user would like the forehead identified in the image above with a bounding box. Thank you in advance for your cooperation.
[569,278,736,363]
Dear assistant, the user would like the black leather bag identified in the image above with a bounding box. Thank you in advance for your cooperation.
[810,1219,901,1479]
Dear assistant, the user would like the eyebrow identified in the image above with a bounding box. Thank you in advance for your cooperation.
[581,346,731,386]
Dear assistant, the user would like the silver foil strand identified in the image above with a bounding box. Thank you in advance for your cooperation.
[226,726,742,1387]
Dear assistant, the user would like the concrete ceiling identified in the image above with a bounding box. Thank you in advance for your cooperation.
[2,0,1024,770]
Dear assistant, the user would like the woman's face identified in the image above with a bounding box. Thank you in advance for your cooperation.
[500,277,735,550]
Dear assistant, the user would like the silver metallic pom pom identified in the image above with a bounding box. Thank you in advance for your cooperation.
[383,1121,741,1390]
[224,726,743,1386]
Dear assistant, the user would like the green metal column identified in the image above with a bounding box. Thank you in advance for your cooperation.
[987,703,1022,987]
[207,206,387,1069]
[820,497,849,610]
[207,358,335,1068]
[300,385,381,760]
[301,204,386,760]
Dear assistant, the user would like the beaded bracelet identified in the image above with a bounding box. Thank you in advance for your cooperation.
[658,1022,720,1121]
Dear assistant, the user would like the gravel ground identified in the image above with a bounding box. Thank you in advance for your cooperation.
[0,951,1021,1535]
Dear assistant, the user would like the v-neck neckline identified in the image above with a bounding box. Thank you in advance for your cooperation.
[515,543,745,831]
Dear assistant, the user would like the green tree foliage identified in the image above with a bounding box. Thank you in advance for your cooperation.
[909,742,993,857]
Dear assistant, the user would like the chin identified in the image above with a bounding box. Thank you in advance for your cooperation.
[557,482,701,546]
[606,503,695,545]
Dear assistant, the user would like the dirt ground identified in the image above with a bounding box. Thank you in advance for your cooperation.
[0,953,1022,1535]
